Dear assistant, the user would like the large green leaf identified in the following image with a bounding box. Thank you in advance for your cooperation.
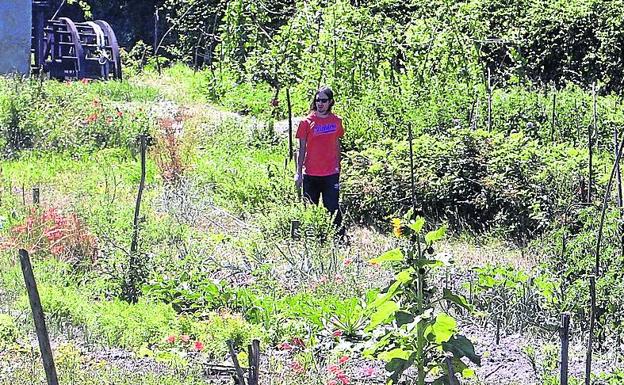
[367,301,399,330]
[395,311,415,326]
[429,313,457,344]
[408,217,425,233]
[369,280,402,310]
[370,248,404,264]
[396,268,414,284]
[442,288,472,311]
[385,356,414,385]
[442,335,481,366]
[379,348,411,361]
[425,226,446,245]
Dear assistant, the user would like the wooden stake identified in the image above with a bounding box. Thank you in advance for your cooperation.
[32,187,40,205]
[248,339,260,385]
[287,88,293,162]
[560,312,570,385]
[487,67,492,131]
[131,134,147,254]
[585,276,596,385]
[588,82,597,203]
[408,122,416,214]
[228,340,247,385]
[19,249,59,385]
[616,129,624,255]
[551,91,557,142]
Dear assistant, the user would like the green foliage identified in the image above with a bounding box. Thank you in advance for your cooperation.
[20,284,180,350]
[471,264,561,333]
[0,314,19,351]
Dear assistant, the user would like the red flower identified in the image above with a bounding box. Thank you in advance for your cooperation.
[332,330,343,337]
[81,78,90,84]
[327,380,338,385]
[193,341,204,351]
[117,110,123,118]
[343,258,353,266]
[165,335,176,344]
[290,360,304,374]
[327,364,340,374]
[291,337,305,348]
[86,113,98,124]
[279,342,293,351]
[180,334,190,343]
[338,356,350,364]
[337,374,350,385]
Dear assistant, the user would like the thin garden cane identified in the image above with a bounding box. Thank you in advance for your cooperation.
[584,127,624,385]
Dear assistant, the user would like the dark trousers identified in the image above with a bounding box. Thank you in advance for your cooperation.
[303,173,344,235]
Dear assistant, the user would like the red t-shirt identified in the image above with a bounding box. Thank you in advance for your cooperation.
[296,113,344,176]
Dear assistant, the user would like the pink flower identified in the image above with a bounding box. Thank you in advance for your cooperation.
[81,78,90,84]
[117,110,123,118]
[86,113,98,123]
[165,335,176,344]
[332,330,343,337]
[337,374,350,384]
[291,337,305,348]
[327,364,340,374]
[338,356,350,364]
[362,366,376,377]
[327,380,338,385]
[279,342,293,351]
[290,360,304,374]
[180,334,190,343]
[343,258,353,266]
[193,341,204,351]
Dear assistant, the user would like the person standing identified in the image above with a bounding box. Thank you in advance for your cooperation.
[294,86,345,237]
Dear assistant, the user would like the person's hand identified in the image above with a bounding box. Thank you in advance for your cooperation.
[294,173,303,189]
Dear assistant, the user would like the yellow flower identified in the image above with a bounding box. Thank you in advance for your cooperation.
[392,218,403,238]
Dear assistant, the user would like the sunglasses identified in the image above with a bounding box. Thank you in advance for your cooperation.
[315,98,330,103]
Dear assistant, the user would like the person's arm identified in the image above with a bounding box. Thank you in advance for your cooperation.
[336,138,341,170]
[295,138,306,188]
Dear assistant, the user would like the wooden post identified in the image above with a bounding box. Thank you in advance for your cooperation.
[616,129,624,255]
[125,134,147,303]
[131,134,147,254]
[551,91,557,142]
[588,82,597,203]
[19,249,59,385]
[153,9,159,53]
[495,316,501,345]
[560,312,570,385]
[585,276,596,385]
[228,340,247,385]
[408,122,416,214]
[247,339,260,385]
[287,88,293,162]
[32,187,40,205]
[487,67,492,131]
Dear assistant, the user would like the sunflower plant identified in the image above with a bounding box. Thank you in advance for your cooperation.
[364,214,480,385]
